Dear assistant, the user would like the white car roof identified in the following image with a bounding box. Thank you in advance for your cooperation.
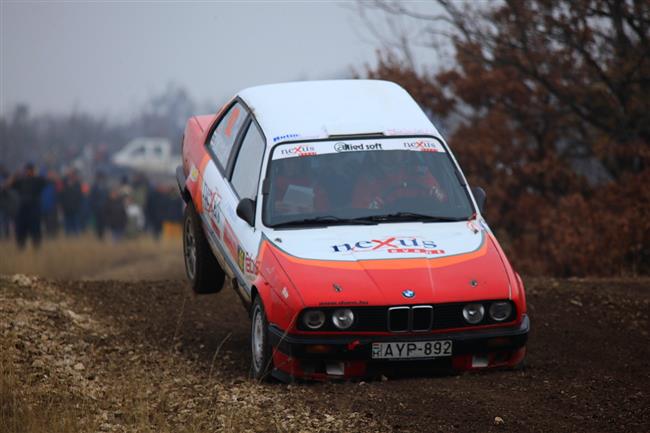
[237,80,442,143]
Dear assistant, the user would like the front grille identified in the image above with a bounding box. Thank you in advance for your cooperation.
[387,305,434,332]
[412,306,434,331]
[387,307,410,332]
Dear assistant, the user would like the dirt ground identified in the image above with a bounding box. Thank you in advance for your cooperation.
[2,271,649,432]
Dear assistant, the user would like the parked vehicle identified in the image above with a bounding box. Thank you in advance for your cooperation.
[177,80,528,381]
[113,137,178,177]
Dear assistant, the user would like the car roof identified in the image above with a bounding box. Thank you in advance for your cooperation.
[237,80,442,144]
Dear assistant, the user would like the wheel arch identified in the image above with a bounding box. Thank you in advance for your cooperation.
[248,283,273,318]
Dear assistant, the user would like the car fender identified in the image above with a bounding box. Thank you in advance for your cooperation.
[254,240,306,331]
[488,232,527,320]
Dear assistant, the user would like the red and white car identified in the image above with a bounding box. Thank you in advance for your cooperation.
[177,80,528,381]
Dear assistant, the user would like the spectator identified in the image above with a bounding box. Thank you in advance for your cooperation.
[79,181,92,232]
[119,175,133,201]
[40,169,61,237]
[7,163,47,249]
[89,172,109,239]
[60,169,83,235]
[131,173,149,231]
[145,184,168,240]
[105,189,127,241]
[124,194,145,237]
[0,165,15,239]
[131,173,149,211]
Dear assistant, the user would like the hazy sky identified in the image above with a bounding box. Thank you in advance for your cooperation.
[1,1,440,119]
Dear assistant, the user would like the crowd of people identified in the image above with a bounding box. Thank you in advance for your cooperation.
[0,163,182,249]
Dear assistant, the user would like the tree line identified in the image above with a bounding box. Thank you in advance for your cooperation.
[363,0,649,275]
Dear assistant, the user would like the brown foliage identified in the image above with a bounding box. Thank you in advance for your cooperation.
[365,0,650,276]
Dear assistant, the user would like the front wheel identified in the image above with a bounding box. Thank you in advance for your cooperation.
[250,296,273,380]
[183,201,225,294]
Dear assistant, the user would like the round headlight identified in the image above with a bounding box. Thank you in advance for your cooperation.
[462,303,485,324]
[303,310,326,329]
[489,301,512,321]
[332,309,354,330]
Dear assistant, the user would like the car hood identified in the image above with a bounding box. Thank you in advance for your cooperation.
[264,221,511,307]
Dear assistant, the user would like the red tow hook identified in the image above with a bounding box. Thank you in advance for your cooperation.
[347,339,361,351]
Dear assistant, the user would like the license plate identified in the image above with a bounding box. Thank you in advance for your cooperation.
[371,340,452,360]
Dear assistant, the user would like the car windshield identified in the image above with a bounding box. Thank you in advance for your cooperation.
[263,137,474,228]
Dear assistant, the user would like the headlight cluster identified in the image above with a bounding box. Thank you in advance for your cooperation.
[302,308,355,330]
[303,310,326,329]
[462,301,513,324]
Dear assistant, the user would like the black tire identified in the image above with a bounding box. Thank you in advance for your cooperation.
[250,296,273,380]
[183,201,225,294]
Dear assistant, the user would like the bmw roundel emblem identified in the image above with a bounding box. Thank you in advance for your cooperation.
[402,289,415,299]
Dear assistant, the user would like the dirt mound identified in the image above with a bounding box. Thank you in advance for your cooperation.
[2,274,649,432]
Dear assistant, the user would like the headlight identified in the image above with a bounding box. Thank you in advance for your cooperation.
[462,303,485,324]
[332,309,354,330]
[489,301,512,321]
[303,310,326,330]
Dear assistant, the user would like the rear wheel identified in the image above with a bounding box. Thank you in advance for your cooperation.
[183,201,225,294]
[250,296,273,380]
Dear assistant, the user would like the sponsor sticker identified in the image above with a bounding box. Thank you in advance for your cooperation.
[402,140,443,152]
[237,246,258,276]
[280,144,317,157]
[334,142,383,152]
[272,138,446,160]
[273,133,301,143]
[189,164,199,182]
[319,300,369,306]
[330,236,445,255]
[223,221,238,258]
[202,182,221,215]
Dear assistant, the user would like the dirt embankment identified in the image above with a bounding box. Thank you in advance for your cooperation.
[2,274,649,433]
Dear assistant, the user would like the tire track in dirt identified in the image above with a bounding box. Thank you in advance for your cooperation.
[46,276,650,432]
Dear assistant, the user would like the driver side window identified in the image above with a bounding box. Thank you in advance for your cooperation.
[208,102,247,170]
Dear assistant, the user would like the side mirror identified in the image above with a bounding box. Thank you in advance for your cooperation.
[236,198,256,227]
[471,186,487,213]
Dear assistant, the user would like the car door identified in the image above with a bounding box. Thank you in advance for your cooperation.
[199,101,249,280]
[221,118,266,298]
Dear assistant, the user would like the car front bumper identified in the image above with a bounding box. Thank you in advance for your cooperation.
[268,314,529,381]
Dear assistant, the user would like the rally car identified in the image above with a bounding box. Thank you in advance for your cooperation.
[177,80,528,381]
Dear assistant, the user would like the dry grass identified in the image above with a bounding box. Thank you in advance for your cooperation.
[0,336,87,433]
[0,235,184,280]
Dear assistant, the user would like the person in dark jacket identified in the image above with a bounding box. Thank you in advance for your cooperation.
[145,184,167,240]
[0,165,14,239]
[7,163,47,249]
[88,172,109,239]
[40,169,61,237]
[104,188,127,241]
[60,169,83,236]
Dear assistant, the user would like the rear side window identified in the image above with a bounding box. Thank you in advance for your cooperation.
[208,102,247,169]
[231,122,265,200]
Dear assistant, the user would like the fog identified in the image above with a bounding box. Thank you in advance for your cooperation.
[1,1,438,119]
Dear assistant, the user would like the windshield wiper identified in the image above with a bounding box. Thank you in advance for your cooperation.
[271,215,378,228]
[363,212,469,223]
